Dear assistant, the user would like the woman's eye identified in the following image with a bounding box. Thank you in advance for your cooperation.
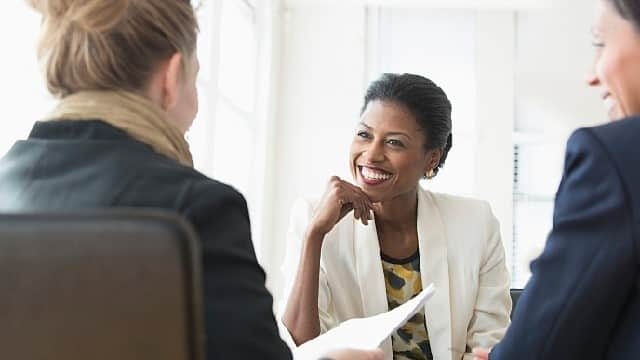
[357,131,370,139]
[386,139,404,147]
[592,41,604,48]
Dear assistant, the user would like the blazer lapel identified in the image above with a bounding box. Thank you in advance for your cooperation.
[417,188,453,360]
[353,216,393,357]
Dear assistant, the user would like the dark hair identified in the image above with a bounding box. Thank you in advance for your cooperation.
[608,0,640,29]
[361,73,452,177]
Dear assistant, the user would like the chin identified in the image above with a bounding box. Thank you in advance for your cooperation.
[357,185,385,203]
[609,110,626,121]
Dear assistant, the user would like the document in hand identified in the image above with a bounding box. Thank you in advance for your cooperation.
[293,283,436,359]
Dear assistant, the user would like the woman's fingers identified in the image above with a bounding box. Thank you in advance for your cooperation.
[344,195,371,226]
[358,201,369,225]
[319,177,375,229]
[353,205,361,220]
[360,200,370,225]
[341,183,373,207]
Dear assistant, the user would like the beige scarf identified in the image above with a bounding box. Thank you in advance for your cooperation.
[48,90,193,167]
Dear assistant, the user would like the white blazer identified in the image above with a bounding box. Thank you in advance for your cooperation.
[281,187,511,360]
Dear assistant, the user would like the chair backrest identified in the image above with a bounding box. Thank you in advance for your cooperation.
[510,288,524,319]
[0,210,204,360]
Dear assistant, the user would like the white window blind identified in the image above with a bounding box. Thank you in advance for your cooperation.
[511,140,562,287]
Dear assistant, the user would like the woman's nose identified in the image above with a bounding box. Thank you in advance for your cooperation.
[586,67,600,87]
[363,142,385,162]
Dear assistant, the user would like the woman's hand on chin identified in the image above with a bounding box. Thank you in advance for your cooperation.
[309,176,374,237]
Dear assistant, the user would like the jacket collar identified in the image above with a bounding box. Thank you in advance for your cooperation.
[28,120,135,142]
[353,186,452,360]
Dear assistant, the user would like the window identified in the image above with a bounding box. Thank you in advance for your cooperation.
[191,0,258,195]
[190,0,273,252]
[510,6,599,286]
[0,3,55,156]
[511,137,565,287]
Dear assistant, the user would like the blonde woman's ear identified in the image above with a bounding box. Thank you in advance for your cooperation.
[162,52,184,111]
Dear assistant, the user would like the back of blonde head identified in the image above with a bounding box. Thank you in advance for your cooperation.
[28,0,198,98]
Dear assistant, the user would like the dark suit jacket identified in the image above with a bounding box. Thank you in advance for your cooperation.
[491,117,640,359]
[0,120,292,360]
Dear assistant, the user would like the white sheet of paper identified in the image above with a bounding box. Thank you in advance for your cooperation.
[293,283,436,359]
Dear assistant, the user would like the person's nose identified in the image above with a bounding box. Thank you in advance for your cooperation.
[586,65,600,87]
[362,141,385,163]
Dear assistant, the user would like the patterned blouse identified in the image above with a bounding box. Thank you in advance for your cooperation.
[381,250,433,360]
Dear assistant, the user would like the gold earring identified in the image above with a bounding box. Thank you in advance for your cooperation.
[425,169,435,179]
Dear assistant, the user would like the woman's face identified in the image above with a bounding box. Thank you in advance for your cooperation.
[588,0,640,120]
[349,100,439,203]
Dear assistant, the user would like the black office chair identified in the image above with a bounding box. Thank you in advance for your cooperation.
[0,210,204,360]
[510,288,524,319]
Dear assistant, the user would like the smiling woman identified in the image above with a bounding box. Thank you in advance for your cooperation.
[280,73,512,360]
[587,0,640,120]
[351,74,452,204]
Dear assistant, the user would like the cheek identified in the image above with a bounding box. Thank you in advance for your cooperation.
[349,143,359,168]
[191,87,199,116]
[604,60,619,87]
[394,155,426,180]
[596,50,617,88]
[603,49,640,113]
[599,46,636,89]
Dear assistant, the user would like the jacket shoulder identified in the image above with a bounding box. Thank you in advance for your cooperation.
[569,119,640,221]
[426,190,493,217]
[112,150,246,214]
[586,116,640,147]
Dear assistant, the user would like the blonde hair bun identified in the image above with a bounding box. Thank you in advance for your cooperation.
[29,0,130,33]
[26,0,198,98]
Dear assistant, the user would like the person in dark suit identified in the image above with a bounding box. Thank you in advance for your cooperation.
[0,1,382,359]
[474,0,640,359]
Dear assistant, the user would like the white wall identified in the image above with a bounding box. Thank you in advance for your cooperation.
[474,11,516,274]
[263,2,367,301]
[516,0,603,134]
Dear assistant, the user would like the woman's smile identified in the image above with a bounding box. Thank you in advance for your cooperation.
[358,165,394,186]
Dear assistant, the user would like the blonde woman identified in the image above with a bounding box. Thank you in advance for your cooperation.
[0,1,381,359]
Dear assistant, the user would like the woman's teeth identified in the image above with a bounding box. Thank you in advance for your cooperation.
[361,166,392,181]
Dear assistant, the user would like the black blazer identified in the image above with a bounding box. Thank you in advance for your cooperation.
[491,117,640,359]
[0,120,292,360]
